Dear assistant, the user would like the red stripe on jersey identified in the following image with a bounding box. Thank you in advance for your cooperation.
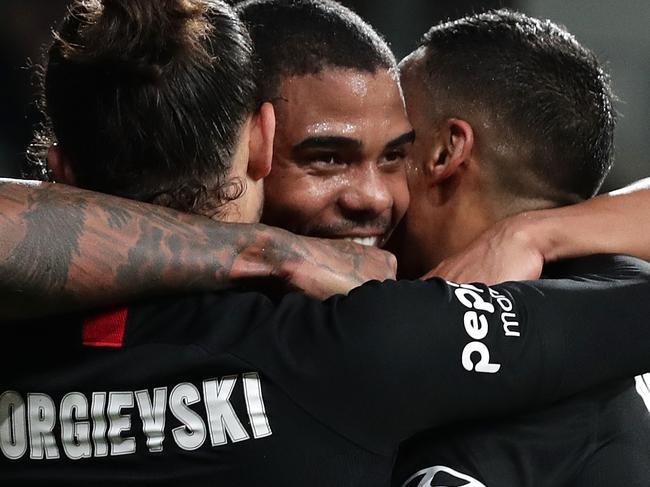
[82,307,128,347]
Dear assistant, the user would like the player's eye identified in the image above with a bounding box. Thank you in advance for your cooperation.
[319,154,340,164]
[304,153,346,168]
[381,149,407,165]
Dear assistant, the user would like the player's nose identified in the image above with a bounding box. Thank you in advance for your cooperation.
[338,166,393,220]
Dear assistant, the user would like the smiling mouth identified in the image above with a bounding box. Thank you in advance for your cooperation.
[343,236,381,247]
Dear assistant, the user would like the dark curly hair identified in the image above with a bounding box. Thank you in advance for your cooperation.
[28,0,257,216]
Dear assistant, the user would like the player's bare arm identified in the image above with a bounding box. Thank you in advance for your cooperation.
[0,179,395,320]
[428,180,650,284]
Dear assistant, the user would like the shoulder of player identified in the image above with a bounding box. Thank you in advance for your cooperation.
[113,291,276,350]
[119,278,459,353]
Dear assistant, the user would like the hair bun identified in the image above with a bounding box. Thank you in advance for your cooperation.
[57,0,211,82]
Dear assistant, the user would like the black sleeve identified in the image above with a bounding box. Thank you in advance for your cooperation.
[233,255,650,455]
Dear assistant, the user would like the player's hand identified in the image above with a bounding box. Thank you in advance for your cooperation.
[423,214,544,285]
[274,233,397,299]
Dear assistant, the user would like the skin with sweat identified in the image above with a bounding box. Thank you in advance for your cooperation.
[389,53,498,277]
[262,68,413,248]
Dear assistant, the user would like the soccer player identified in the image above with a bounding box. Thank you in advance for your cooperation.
[3,0,416,318]
[3,1,650,486]
[391,10,650,486]
[237,0,411,248]
[2,0,650,310]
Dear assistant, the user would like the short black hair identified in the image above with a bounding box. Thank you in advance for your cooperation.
[29,0,256,215]
[236,0,396,101]
[415,9,615,202]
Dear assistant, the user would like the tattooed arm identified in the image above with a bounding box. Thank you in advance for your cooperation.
[0,179,396,320]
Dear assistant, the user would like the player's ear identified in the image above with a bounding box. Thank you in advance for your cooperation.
[246,102,275,181]
[47,144,77,185]
[426,118,474,184]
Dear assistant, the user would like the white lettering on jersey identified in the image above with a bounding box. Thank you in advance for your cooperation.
[91,392,108,457]
[1,372,271,461]
[27,393,59,460]
[454,286,495,313]
[203,376,249,446]
[501,313,520,337]
[170,383,206,451]
[464,311,489,340]
[462,342,501,374]
[449,283,501,374]
[634,374,650,411]
[402,465,486,487]
[107,392,136,456]
[0,391,28,460]
[488,288,520,337]
[489,288,513,310]
[135,388,167,453]
[60,392,92,460]
[243,372,272,439]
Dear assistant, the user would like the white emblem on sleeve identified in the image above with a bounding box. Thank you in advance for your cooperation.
[402,465,486,487]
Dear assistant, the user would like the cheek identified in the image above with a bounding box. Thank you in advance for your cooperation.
[406,163,418,190]
[406,150,428,191]
[263,170,339,225]
[386,169,410,221]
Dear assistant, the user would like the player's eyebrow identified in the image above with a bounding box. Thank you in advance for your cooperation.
[291,136,363,154]
[384,130,416,151]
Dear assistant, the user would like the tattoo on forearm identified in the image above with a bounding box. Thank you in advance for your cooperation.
[1,184,86,304]
[0,182,249,314]
[103,204,133,229]
[0,180,393,318]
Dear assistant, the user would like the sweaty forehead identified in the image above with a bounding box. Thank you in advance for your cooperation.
[274,68,411,142]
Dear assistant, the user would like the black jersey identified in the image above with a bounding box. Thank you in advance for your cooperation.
[393,379,650,487]
[393,255,650,487]
[3,255,650,486]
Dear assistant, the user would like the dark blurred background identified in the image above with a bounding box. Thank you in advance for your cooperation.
[1,0,648,191]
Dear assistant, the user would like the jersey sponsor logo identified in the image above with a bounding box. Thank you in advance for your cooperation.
[402,465,486,487]
[447,282,521,375]
[0,372,272,461]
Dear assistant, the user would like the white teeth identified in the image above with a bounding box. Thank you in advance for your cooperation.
[344,237,380,247]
